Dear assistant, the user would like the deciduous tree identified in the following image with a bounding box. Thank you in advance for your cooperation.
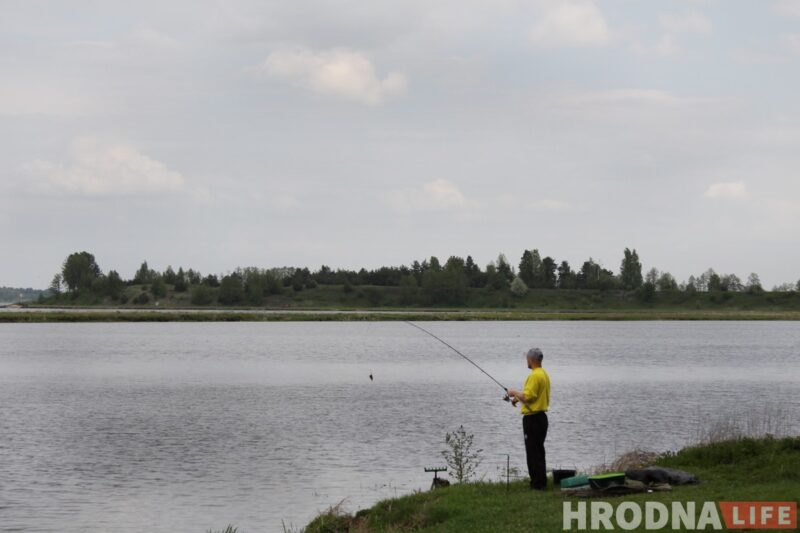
[619,248,643,290]
[61,251,102,292]
[746,273,763,293]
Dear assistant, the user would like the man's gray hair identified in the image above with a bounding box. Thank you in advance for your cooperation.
[526,347,544,361]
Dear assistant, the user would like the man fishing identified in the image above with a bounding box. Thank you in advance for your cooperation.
[506,348,550,491]
[406,323,551,489]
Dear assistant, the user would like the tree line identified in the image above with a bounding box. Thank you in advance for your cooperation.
[45,249,798,306]
[0,286,44,304]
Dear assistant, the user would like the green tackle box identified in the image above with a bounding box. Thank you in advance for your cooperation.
[588,472,626,489]
[560,474,590,488]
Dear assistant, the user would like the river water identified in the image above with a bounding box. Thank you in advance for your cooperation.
[1,321,799,532]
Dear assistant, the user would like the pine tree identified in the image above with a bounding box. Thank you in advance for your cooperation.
[530,249,543,288]
[518,250,534,286]
[542,256,557,289]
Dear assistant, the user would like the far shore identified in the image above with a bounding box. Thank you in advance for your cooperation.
[2,307,800,322]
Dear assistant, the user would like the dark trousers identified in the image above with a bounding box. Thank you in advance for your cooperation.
[523,412,548,489]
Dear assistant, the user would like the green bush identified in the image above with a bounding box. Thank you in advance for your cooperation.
[636,281,656,303]
[150,276,167,298]
[174,277,188,292]
[191,284,214,305]
[245,282,264,305]
[218,274,245,304]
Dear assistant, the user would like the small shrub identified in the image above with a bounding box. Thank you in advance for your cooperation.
[133,292,150,305]
[510,276,528,297]
[441,425,483,483]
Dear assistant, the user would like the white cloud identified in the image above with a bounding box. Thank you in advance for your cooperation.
[0,84,94,117]
[781,34,800,54]
[655,34,680,57]
[269,193,302,211]
[495,194,572,212]
[704,181,748,199]
[250,191,302,211]
[772,0,800,17]
[388,186,572,216]
[129,28,180,48]
[630,35,681,58]
[65,28,180,59]
[630,34,680,57]
[387,179,468,213]
[550,89,703,108]
[26,138,185,196]
[258,48,407,105]
[659,12,713,35]
[529,1,612,49]
[531,198,572,212]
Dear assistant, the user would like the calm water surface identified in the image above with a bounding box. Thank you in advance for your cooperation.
[1,321,799,532]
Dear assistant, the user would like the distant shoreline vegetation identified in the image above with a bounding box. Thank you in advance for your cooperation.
[4,310,800,323]
[0,286,45,304]
[28,249,800,313]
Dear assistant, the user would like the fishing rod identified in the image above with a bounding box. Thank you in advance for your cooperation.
[406,321,511,402]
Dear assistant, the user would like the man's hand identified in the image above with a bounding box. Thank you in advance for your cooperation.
[511,397,519,407]
[506,388,525,403]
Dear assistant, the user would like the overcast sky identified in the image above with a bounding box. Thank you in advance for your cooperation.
[2,0,800,288]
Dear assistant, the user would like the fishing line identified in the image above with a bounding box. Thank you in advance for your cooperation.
[406,321,508,393]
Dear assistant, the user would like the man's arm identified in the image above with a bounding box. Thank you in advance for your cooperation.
[508,377,539,404]
[506,388,528,403]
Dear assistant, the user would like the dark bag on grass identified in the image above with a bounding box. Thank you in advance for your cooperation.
[625,466,699,485]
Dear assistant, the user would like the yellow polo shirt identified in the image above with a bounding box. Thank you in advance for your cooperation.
[520,367,550,415]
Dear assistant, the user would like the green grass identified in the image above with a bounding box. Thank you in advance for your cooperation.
[303,436,800,532]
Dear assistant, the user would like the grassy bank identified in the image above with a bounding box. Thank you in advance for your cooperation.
[3,309,800,323]
[302,436,799,532]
